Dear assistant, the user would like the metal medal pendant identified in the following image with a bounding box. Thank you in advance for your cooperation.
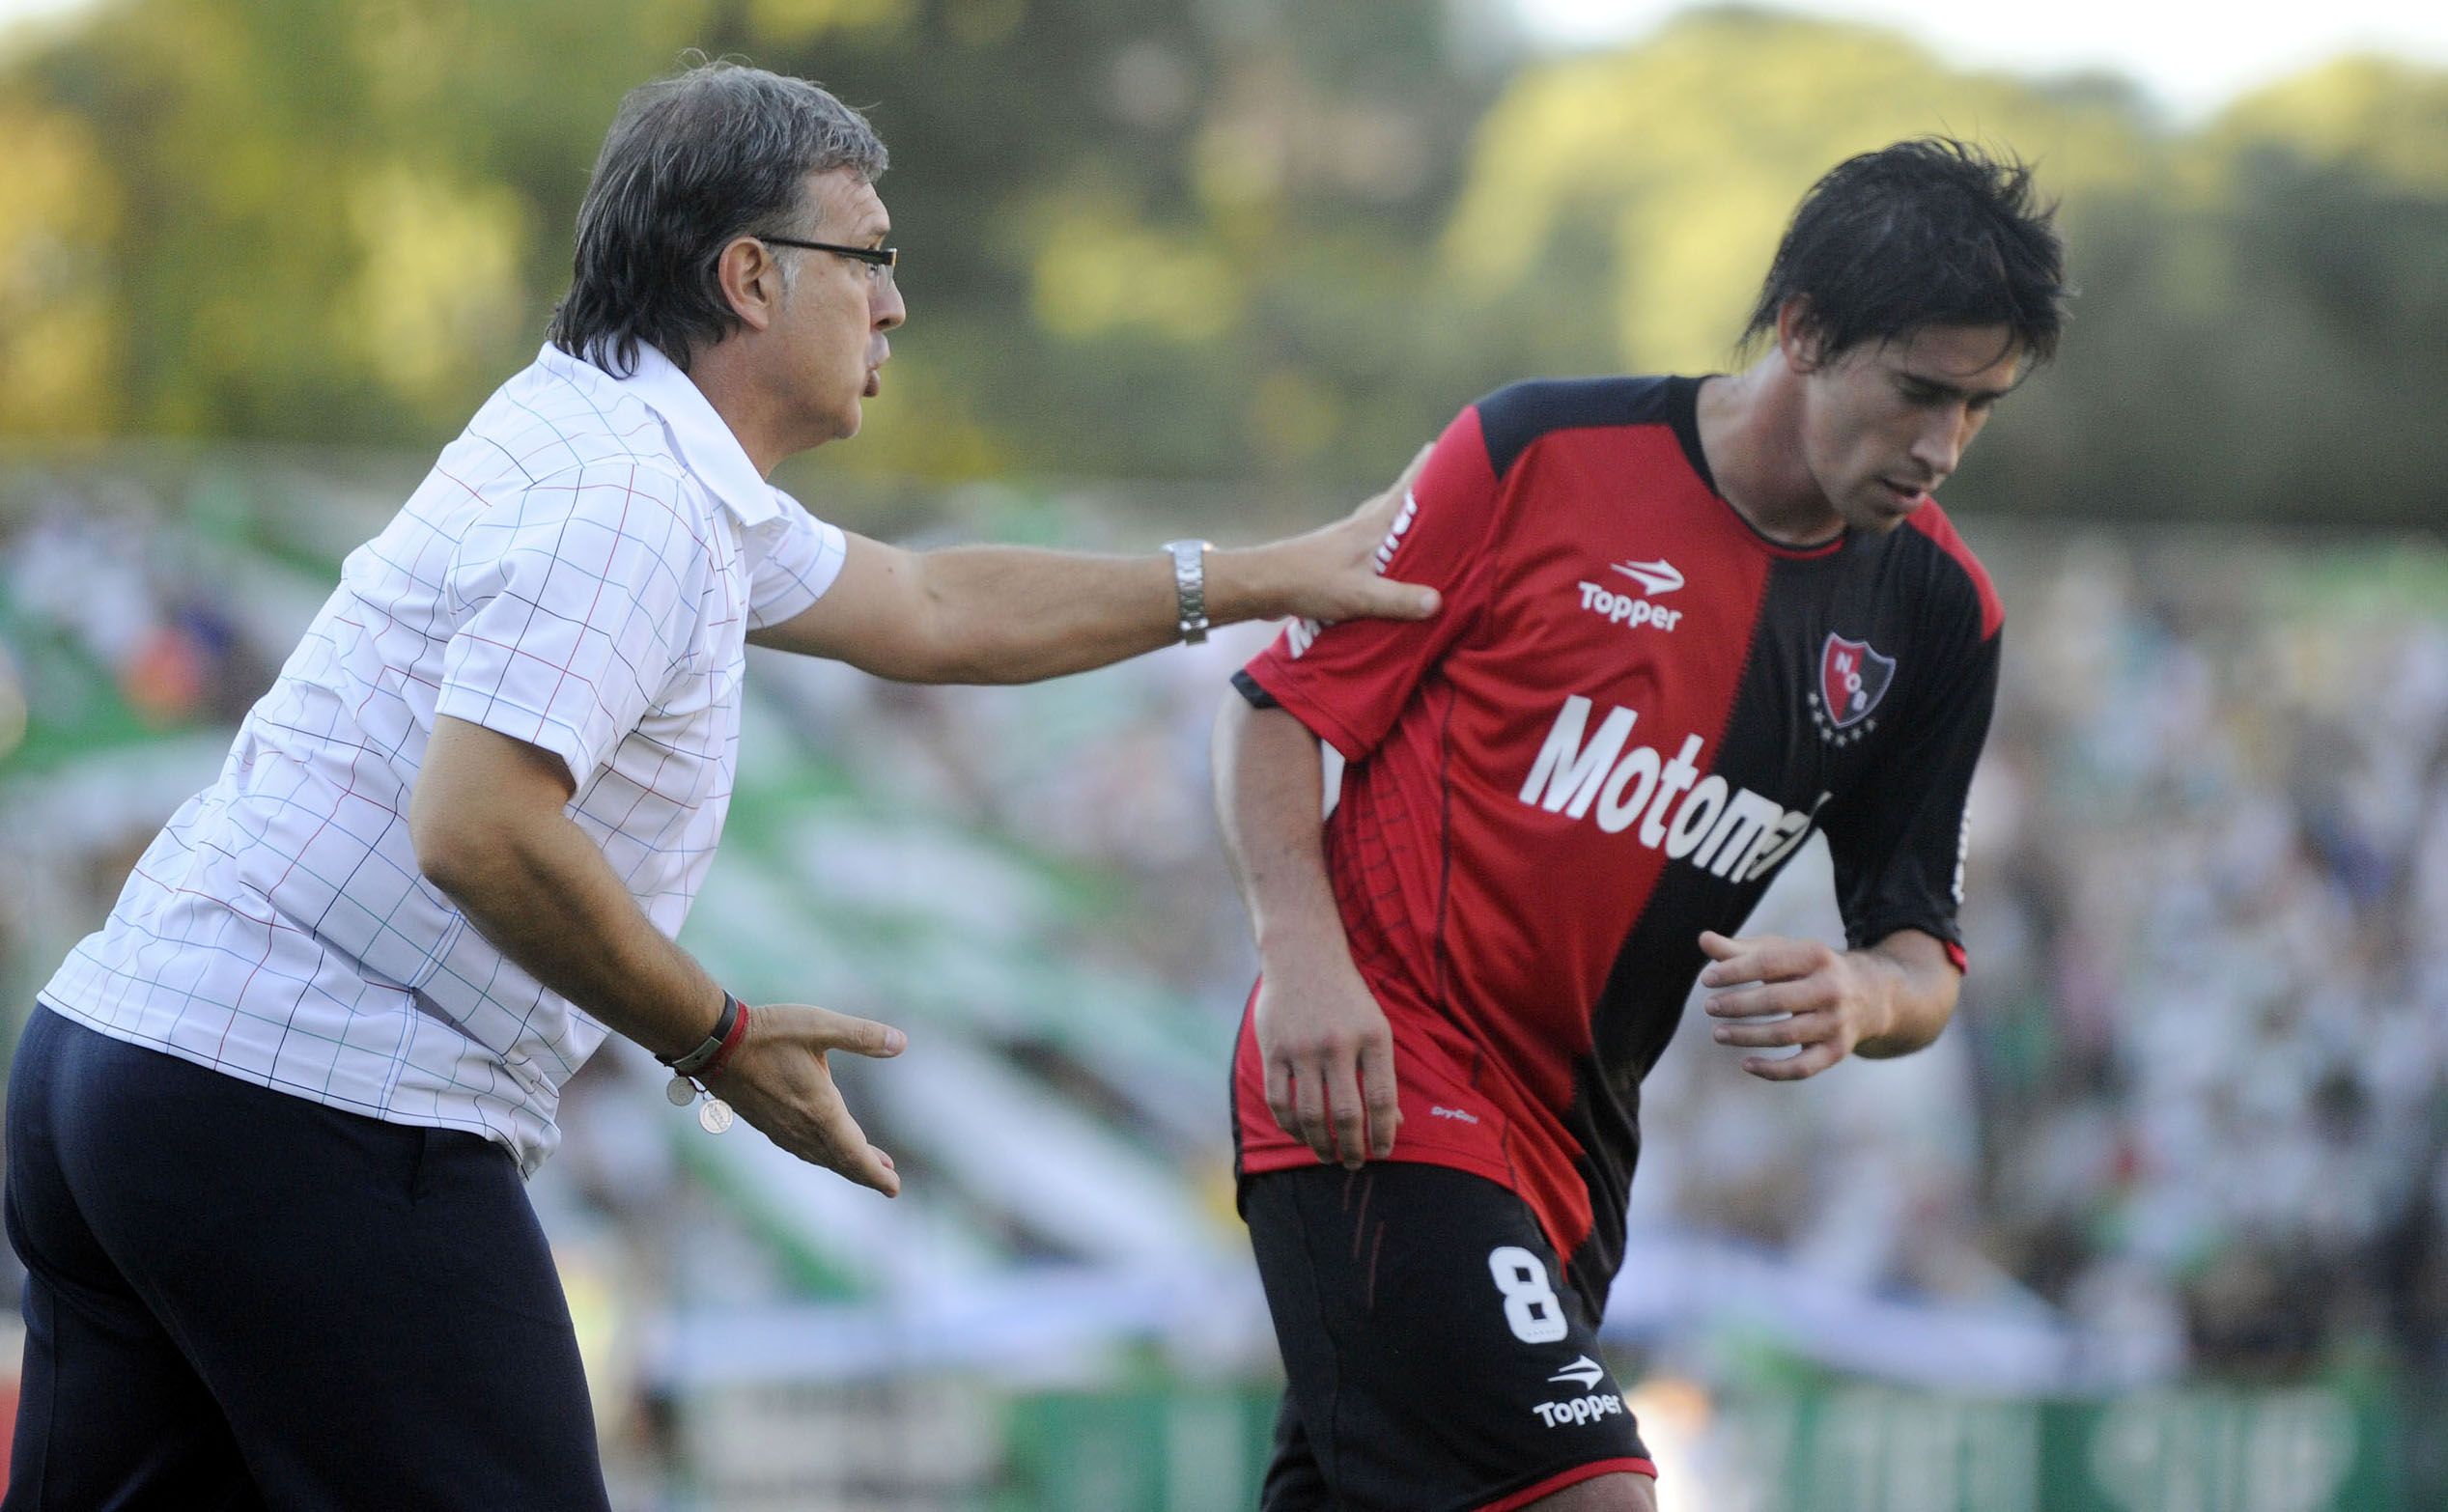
[665,1074,697,1107]
[697,1097,735,1134]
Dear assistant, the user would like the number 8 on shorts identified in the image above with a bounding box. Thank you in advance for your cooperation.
[1488,1245,1568,1343]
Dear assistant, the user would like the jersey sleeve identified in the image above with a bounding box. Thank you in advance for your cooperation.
[434,462,707,788]
[1236,404,1506,761]
[746,489,851,630]
[1820,621,2001,968]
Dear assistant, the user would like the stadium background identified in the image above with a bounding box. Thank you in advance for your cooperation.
[3,2,2445,1507]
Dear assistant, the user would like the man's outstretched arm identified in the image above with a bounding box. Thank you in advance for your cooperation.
[1212,692,1399,1167]
[409,715,907,1193]
[749,450,1437,683]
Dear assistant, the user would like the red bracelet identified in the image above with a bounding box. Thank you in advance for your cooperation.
[697,994,752,1078]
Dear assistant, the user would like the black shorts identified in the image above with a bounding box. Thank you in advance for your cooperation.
[1243,1162,1656,1512]
[4,1006,609,1511]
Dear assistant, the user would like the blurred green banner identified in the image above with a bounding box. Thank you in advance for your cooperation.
[1002,1376,2421,1512]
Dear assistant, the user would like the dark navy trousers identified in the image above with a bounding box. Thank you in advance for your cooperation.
[3,1005,611,1510]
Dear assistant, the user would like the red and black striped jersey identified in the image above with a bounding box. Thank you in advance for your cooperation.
[1231,375,2002,1307]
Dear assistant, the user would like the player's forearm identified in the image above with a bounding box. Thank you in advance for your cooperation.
[1848,931,1960,1058]
[415,807,725,1061]
[900,543,1301,685]
[1211,695,1355,966]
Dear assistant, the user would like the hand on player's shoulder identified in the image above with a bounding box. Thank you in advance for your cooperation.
[1231,444,1443,629]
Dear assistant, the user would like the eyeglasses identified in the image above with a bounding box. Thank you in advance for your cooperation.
[759,236,897,283]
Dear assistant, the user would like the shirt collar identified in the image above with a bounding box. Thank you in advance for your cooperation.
[538,341,782,526]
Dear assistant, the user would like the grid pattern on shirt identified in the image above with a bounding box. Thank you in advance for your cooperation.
[42,348,847,1172]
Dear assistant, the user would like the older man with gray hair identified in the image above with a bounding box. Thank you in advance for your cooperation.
[2,62,1435,1509]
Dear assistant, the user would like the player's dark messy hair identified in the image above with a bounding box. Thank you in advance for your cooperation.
[549,60,886,378]
[1741,136,2068,366]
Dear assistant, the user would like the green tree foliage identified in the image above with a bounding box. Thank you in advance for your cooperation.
[0,2,2441,525]
[1436,11,2159,380]
[1984,57,2448,522]
[4,0,725,439]
[738,0,1482,485]
[0,87,121,434]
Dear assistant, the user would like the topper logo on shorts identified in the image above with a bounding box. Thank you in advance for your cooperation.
[1534,1355,1623,1428]
[1531,1353,1623,1429]
[1517,694,1827,883]
[1533,1392,1628,1428]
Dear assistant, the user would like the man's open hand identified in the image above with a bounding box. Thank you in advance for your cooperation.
[707,1002,907,1195]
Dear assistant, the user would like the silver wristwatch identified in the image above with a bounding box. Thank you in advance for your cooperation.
[1163,538,1213,645]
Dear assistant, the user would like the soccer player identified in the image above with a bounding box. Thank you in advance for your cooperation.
[1214,138,2068,1511]
[1,63,1438,1509]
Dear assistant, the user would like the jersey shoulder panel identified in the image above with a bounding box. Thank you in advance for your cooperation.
[1902,501,2004,642]
[1475,375,1679,480]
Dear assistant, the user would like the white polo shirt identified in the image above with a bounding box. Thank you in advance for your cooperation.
[42,343,847,1173]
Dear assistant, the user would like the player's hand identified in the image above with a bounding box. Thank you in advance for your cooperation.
[706,1001,907,1195]
[1254,947,1401,1168]
[1224,444,1442,628]
[1698,931,1895,1082]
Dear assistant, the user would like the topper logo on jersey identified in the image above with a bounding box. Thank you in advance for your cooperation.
[1575,556,1684,632]
[1809,632,1897,746]
[1610,558,1684,595]
[1517,695,1826,883]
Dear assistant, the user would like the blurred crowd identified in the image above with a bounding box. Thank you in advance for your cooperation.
[0,474,264,742]
[1625,529,2448,1382]
[5,468,2446,1387]
[1968,535,2448,1376]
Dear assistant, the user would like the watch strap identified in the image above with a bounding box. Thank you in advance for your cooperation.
[1163,539,1212,645]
